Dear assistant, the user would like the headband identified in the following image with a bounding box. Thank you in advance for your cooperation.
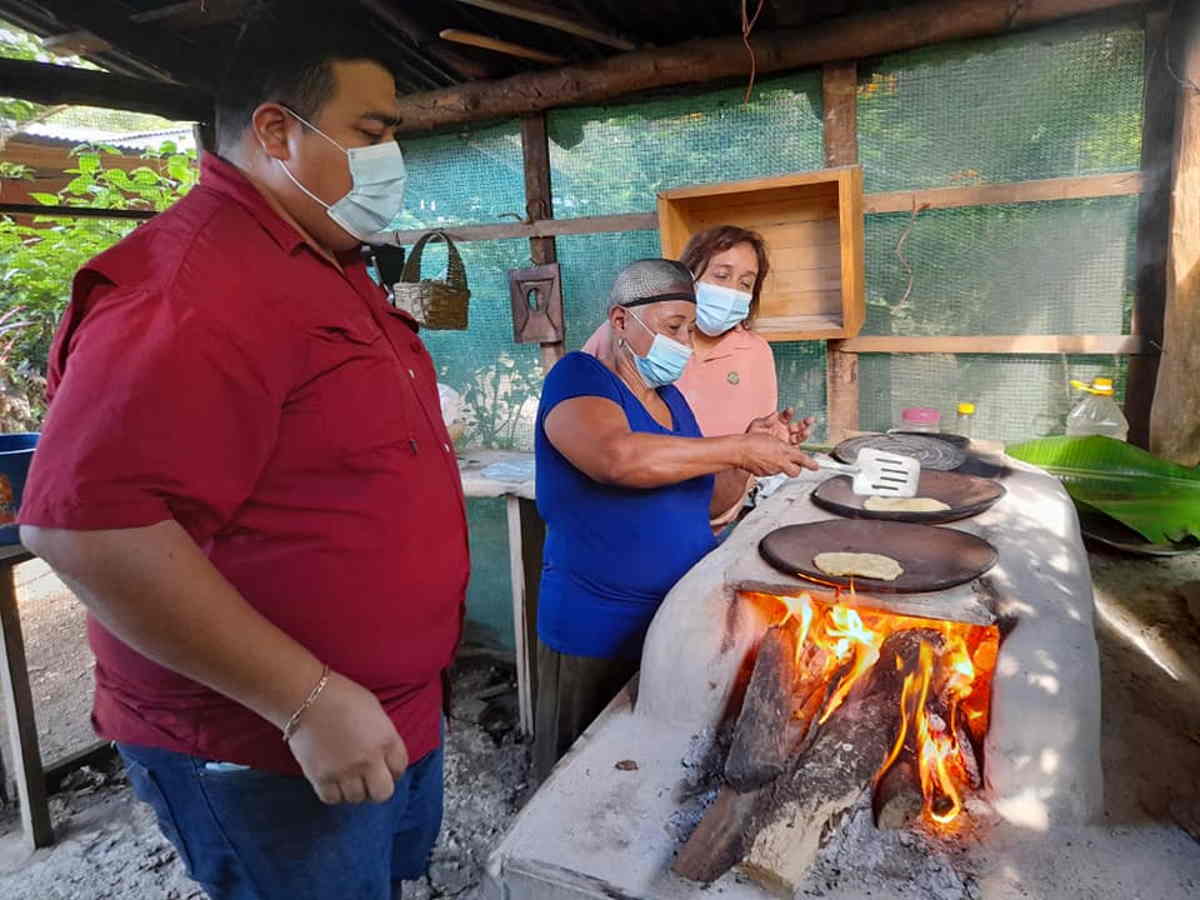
[621,291,696,308]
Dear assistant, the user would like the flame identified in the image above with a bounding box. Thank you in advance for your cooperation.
[816,606,881,724]
[911,641,965,824]
[746,591,998,829]
[777,594,816,666]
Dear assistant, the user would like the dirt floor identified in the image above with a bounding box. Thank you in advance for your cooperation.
[1,542,1199,899]
[1089,546,1200,835]
[0,560,94,768]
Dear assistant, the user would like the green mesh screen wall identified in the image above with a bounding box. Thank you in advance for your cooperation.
[773,342,830,439]
[862,198,1138,337]
[858,354,1129,444]
[858,22,1144,191]
[396,122,525,227]
[548,72,824,217]
[555,231,662,350]
[388,124,531,650]
[855,20,1144,442]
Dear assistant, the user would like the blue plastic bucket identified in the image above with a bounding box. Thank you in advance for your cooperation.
[0,433,39,545]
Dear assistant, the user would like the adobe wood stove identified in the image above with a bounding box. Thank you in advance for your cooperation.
[485,457,1102,900]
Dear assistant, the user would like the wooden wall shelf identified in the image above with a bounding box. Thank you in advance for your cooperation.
[657,167,866,342]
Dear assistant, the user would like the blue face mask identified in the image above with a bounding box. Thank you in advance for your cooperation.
[695,281,752,337]
[623,308,693,388]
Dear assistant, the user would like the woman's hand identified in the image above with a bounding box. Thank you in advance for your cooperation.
[736,433,819,477]
[746,408,816,446]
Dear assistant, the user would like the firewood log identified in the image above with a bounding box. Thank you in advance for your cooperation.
[873,755,923,830]
[725,625,797,792]
[740,688,901,896]
[671,785,763,883]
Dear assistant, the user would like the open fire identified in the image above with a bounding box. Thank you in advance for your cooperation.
[673,589,1000,890]
[756,589,999,829]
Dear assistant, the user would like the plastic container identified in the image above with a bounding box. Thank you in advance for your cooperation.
[1066,378,1128,441]
[955,402,976,439]
[0,433,38,545]
[895,407,941,433]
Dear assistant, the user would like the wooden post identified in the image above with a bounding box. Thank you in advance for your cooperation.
[1150,2,1200,465]
[1126,9,1175,448]
[823,63,860,444]
[0,548,52,848]
[506,495,544,736]
[520,113,565,372]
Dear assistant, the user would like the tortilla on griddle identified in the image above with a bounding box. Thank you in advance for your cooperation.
[863,496,951,513]
[813,551,904,582]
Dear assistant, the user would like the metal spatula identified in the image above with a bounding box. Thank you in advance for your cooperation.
[813,447,921,498]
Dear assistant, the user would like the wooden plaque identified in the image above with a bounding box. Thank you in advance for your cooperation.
[508,262,565,344]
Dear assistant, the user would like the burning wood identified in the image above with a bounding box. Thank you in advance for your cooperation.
[725,625,797,791]
[873,755,923,830]
[673,592,1000,892]
[741,686,901,895]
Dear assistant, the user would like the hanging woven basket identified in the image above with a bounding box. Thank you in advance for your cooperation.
[392,230,471,330]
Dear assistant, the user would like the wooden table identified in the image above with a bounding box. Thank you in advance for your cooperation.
[458,450,541,737]
[0,543,52,849]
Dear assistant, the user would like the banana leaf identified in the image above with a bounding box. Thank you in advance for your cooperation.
[1006,435,1200,545]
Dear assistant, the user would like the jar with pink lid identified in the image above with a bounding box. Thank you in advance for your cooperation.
[893,407,941,434]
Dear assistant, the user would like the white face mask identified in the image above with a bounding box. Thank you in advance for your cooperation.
[694,281,752,336]
[275,107,407,245]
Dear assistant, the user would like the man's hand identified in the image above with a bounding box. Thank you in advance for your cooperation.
[746,408,816,446]
[287,670,409,805]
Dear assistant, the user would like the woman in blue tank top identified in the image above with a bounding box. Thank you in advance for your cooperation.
[532,259,817,782]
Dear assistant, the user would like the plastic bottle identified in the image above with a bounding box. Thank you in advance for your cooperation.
[1065,377,1129,440]
[955,402,976,439]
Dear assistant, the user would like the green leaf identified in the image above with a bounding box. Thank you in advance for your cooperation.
[29,193,58,206]
[100,169,133,189]
[1007,435,1200,544]
[167,154,192,182]
[77,153,101,175]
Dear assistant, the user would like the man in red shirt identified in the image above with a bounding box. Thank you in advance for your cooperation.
[18,14,467,899]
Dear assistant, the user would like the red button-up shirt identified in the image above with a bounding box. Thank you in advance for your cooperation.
[19,154,468,773]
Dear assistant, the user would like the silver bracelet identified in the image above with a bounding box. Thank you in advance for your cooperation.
[281,664,330,743]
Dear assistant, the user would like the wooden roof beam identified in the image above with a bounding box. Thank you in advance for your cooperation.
[439,30,566,66]
[358,0,498,83]
[391,0,1143,134]
[29,0,209,85]
[128,0,251,29]
[450,0,637,51]
[41,31,113,56]
[0,57,212,122]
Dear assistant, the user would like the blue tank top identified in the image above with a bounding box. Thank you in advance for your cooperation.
[535,352,717,659]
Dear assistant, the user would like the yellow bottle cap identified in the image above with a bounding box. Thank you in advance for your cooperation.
[1070,378,1115,396]
[957,402,975,415]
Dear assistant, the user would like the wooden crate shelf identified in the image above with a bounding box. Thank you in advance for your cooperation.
[657,167,866,341]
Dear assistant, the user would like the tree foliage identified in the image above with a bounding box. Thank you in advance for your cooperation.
[0,143,197,396]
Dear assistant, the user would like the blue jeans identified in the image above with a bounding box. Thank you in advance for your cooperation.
[118,739,444,900]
